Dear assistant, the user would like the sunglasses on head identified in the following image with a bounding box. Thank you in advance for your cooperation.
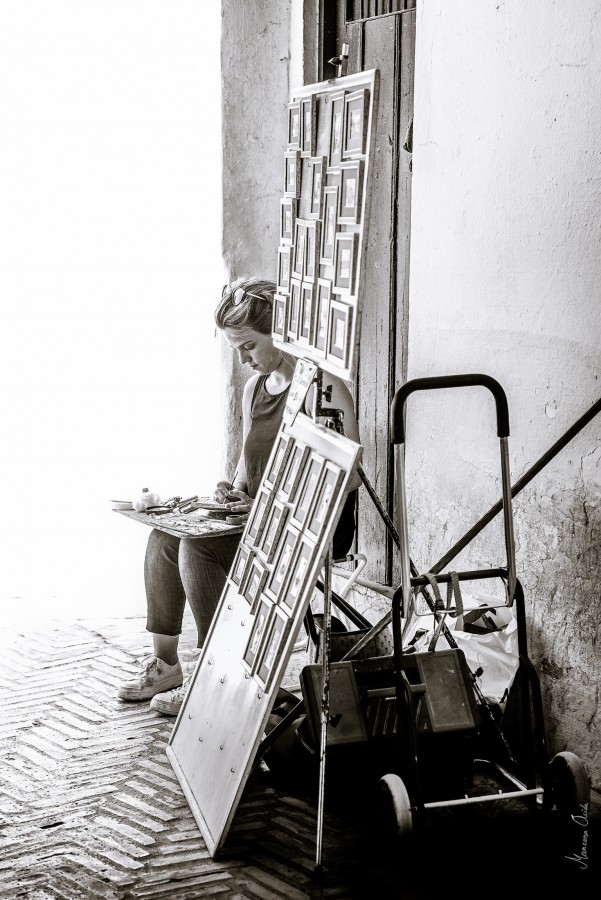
[222,284,265,306]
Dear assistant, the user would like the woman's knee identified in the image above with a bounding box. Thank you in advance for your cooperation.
[145,529,180,567]
[178,536,218,568]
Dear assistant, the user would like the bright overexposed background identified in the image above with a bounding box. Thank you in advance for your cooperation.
[0,2,224,619]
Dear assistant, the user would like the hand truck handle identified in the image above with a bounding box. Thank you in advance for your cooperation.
[391,374,510,444]
[390,374,516,623]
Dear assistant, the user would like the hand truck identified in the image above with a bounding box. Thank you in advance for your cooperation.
[298,374,590,844]
[380,374,590,837]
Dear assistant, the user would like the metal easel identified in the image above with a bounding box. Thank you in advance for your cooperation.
[308,362,410,881]
[310,366,338,882]
[309,47,355,880]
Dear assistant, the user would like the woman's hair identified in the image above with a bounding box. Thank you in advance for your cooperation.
[214,276,276,335]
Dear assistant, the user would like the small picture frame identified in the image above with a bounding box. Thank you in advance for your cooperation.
[326,298,352,366]
[280,198,296,246]
[242,598,271,672]
[299,282,314,345]
[309,156,326,219]
[328,90,346,167]
[277,245,291,293]
[246,487,272,544]
[265,525,299,602]
[291,220,306,280]
[265,433,294,491]
[231,543,251,588]
[256,607,290,689]
[284,150,301,198]
[343,89,368,159]
[291,453,324,530]
[244,557,269,615]
[259,500,288,564]
[306,461,344,542]
[287,100,302,150]
[338,160,364,225]
[320,187,338,265]
[280,535,315,616]
[238,548,258,598]
[280,443,310,501]
[304,220,320,282]
[326,168,341,190]
[314,279,331,354]
[287,278,302,340]
[272,292,288,338]
[301,95,317,157]
[333,231,358,295]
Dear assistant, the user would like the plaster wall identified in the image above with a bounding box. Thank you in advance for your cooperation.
[409,0,601,783]
[220,0,293,475]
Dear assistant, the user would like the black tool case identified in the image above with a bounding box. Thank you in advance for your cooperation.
[300,647,481,801]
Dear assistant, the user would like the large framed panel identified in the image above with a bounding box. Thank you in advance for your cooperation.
[166,413,362,857]
[272,68,379,383]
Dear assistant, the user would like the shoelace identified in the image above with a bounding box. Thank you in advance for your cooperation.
[139,654,160,674]
[168,676,191,698]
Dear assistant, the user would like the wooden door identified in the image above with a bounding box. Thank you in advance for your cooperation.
[324,3,416,585]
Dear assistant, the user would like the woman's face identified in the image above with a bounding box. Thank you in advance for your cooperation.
[224,326,281,375]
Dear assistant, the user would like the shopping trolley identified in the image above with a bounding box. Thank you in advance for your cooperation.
[298,374,590,841]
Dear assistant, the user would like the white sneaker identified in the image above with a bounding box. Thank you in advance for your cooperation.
[150,674,192,716]
[117,654,183,701]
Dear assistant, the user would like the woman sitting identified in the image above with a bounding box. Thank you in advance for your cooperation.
[117,276,361,715]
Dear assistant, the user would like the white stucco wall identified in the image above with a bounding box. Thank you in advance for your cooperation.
[220,0,292,475]
[409,1,601,783]
[219,0,315,478]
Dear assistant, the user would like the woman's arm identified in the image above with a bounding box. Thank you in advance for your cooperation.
[214,374,258,503]
[235,374,259,489]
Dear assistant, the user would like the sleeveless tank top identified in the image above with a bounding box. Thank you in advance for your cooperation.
[243,374,357,556]
[244,375,290,498]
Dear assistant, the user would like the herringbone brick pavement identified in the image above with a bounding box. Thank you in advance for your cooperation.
[0,611,372,900]
[1,611,599,899]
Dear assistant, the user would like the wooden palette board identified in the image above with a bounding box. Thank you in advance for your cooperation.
[272,68,379,384]
[166,412,362,857]
[114,507,244,540]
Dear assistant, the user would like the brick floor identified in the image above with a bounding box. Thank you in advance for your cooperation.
[1,611,599,899]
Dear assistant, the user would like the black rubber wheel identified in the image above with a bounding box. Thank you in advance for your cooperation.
[378,773,413,839]
[549,750,590,818]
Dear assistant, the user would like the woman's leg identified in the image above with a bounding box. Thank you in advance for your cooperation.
[178,533,241,647]
[148,533,241,716]
[145,528,187,644]
[117,529,186,702]
[153,634,180,666]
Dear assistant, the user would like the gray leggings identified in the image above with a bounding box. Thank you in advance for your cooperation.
[144,529,240,648]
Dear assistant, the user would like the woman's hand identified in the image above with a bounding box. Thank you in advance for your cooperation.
[214,483,254,523]
[225,489,254,519]
[214,481,238,503]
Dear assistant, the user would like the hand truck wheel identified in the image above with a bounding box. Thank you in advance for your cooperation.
[549,750,590,818]
[378,773,413,839]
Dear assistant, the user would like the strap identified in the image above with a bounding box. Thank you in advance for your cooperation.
[447,571,464,618]
[417,572,444,611]
[423,571,446,652]
[419,571,463,651]
[250,374,265,411]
